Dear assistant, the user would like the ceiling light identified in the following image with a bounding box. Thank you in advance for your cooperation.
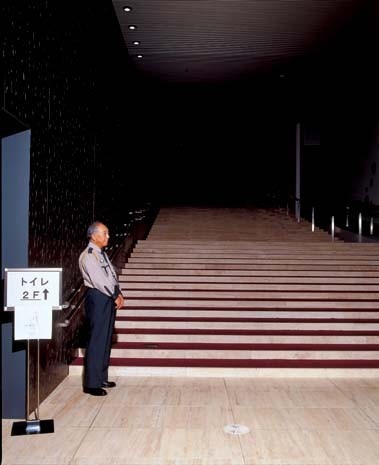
[137,54,143,59]
[128,25,137,30]
[133,41,140,46]
[123,6,132,12]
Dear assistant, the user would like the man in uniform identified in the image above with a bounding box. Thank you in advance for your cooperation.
[79,221,124,396]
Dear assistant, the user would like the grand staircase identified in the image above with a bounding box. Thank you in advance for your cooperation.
[71,207,379,375]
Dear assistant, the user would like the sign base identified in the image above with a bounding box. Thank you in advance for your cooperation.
[11,419,54,436]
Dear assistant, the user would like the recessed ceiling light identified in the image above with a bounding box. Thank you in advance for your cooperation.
[123,6,132,12]
[133,41,140,46]
[128,25,137,30]
[137,54,143,59]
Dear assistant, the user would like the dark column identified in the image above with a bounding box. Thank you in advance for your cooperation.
[1,126,31,418]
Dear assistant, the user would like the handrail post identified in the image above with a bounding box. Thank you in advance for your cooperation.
[295,199,300,223]
[331,215,335,241]
[311,207,315,232]
[295,122,301,223]
[345,206,349,228]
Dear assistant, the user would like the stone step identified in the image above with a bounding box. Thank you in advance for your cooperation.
[110,350,379,361]
[134,244,379,252]
[123,263,378,270]
[73,207,379,372]
[114,327,379,336]
[121,299,379,309]
[75,345,379,360]
[121,269,379,277]
[120,282,379,292]
[127,257,379,265]
[136,240,379,247]
[117,310,379,319]
[131,251,379,259]
[114,333,379,344]
[114,321,379,330]
[119,275,379,284]
[122,290,379,300]
[69,358,379,371]
[146,232,330,238]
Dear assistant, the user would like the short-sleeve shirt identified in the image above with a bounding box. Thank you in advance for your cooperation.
[79,241,120,298]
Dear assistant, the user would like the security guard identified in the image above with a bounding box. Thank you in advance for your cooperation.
[79,221,124,396]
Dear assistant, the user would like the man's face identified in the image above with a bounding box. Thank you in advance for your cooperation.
[92,224,110,248]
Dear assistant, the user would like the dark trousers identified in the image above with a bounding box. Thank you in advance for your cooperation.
[84,288,116,388]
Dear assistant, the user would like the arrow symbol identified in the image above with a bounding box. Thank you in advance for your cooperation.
[43,289,49,300]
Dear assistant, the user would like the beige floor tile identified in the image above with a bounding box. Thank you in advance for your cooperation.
[335,385,379,408]
[225,376,336,393]
[174,384,229,407]
[227,386,298,408]
[232,407,294,432]
[2,419,14,437]
[240,428,329,465]
[70,427,161,465]
[106,385,173,406]
[225,379,353,408]
[38,390,105,428]
[315,429,379,465]
[91,404,161,428]
[360,406,379,428]
[43,384,85,406]
[286,388,356,408]
[233,405,377,434]
[286,407,378,431]
[105,382,229,407]
[156,405,234,429]
[4,376,379,465]
[158,427,244,463]
[2,426,88,465]
[331,377,379,388]
[114,375,164,386]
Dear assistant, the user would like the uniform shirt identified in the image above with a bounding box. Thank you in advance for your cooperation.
[79,241,120,298]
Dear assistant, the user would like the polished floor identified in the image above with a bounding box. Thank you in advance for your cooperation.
[3,374,379,465]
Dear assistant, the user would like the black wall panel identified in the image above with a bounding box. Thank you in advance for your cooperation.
[3,0,134,410]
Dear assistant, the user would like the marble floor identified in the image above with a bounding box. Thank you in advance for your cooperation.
[3,374,379,465]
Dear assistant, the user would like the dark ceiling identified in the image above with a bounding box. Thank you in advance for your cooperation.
[112,0,374,85]
[107,0,378,205]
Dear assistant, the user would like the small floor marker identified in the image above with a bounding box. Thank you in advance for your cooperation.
[223,424,250,435]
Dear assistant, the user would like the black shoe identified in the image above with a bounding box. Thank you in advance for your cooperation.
[101,381,116,388]
[83,387,107,396]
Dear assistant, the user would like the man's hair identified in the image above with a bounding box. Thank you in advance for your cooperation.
[87,221,103,238]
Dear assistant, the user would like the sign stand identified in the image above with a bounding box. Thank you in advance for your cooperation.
[11,340,54,435]
[4,268,62,436]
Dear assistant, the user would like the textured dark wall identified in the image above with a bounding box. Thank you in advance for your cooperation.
[3,0,133,297]
[3,0,136,410]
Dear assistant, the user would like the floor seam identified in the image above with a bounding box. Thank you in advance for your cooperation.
[223,377,248,465]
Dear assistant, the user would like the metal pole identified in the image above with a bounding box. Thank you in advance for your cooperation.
[370,217,374,236]
[36,339,40,420]
[295,123,301,223]
[26,340,30,421]
[331,216,335,241]
[311,207,315,232]
[358,212,362,240]
[345,206,349,228]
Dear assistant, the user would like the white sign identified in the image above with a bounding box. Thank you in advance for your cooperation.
[4,268,62,341]
[14,307,53,340]
[4,268,62,310]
